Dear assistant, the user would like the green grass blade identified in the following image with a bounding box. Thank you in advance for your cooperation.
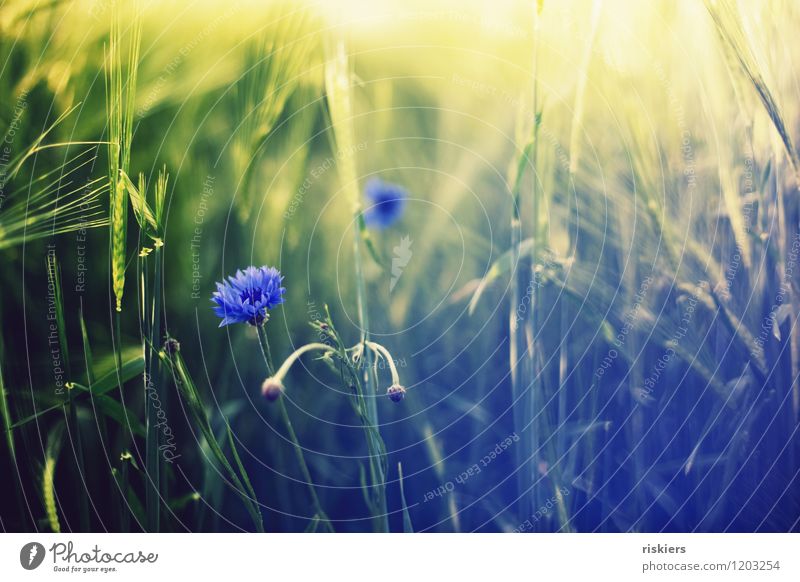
[161,347,264,532]
[398,462,414,533]
[10,355,144,429]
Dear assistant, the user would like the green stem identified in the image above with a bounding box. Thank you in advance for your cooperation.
[114,310,131,532]
[80,301,113,531]
[256,324,276,375]
[0,316,27,528]
[267,340,338,382]
[352,222,388,532]
[145,245,163,532]
[325,39,388,531]
[48,253,90,531]
[366,341,401,386]
[256,327,333,532]
[276,398,334,532]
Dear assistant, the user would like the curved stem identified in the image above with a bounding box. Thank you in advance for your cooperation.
[271,342,335,382]
[366,341,400,386]
[255,330,333,532]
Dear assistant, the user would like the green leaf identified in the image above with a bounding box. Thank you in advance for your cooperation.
[90,393,146,437]
[225,422,261,522]
[114,457,146,526]
[160,347,264,532]
[78,305,96,384]
[10,354,145,429]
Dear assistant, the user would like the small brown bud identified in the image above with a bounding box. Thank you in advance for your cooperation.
[164,337,181,355]
[261,377,284,402]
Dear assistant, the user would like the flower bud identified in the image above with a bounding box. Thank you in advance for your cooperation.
[163,338,181,355]
[261,377,284,402]
[387,384,406,403]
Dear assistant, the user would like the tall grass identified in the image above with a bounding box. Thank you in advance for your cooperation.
[325,39,389,531]
[0,145,107,250]
[104,3,142,531]
[1,0,799,534]
[231,6,318,223]
[126,166,169,531]
[256,327,334,531]
[46,253,90,531]
[160,342,264,532]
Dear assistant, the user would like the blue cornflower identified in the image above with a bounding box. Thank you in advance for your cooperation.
[211,266,285,327]
[363,178,407,229]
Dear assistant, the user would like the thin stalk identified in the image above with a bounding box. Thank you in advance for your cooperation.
[584,349,602,492]
[105,2,140,532]
[511,4,543,526]
[352,231,373,389]
[366,341,401,386]
[555,0,603,531]
[257,324,277,375]
[509,213,528,525]
[556,299,570,462]
[256,328,334,532]
[163,348,263,531]
[314,309,389,532]
[353,247,388,532]
[47,252,90,531]
[114,310,130,532]
[276,399,334,532]
[353,224,389,531]
[79,300,113,528]
[325,40,388,530]
[144,244,163,532]
[0,353,14,466]
[0,315,27,528]
[508,84,534,526]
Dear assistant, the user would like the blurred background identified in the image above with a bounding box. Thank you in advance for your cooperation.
[1,0,799,532]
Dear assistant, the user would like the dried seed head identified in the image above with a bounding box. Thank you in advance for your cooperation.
[164,337,181,355]
[387,384,406,403]
[261,377,284,402]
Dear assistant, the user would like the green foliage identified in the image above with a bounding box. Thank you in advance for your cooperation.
[2,0,799,534]
[160,344,264,532]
